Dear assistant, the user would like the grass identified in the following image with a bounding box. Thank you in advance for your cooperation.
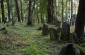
[70,25,75,33]
[0,22,65,55]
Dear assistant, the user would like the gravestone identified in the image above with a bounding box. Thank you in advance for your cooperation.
[69,33,80,44]
[42,23,49,35]
[61,22,70,41]
[0,27,8,34]
[49,27,61,40]
[59,44,80,55]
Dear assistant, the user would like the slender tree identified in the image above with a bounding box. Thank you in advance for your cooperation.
[15,0,21,22]
[65,0,68,18]
[1,0,5,23]
[70,0,73,25]
[41,14,44,23]
[40,0,45,23]
[7,0,11,21]
[20,0,23,22]
[62,0,64,23]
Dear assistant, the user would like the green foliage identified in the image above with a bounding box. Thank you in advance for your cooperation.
[0,0,79,55]
[0,22,65,55]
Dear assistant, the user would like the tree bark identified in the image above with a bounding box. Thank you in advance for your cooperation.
[15,0,21,22]
[1,0,5,23]
[62,0,64,23]
[41,14,44,23]
[65,0,67,19]
[27,0,35,26]
[75,0,85,38]
[47,0,56,24]
[70,0,73,25]
[20,0,23,22]
[7,0,11,21]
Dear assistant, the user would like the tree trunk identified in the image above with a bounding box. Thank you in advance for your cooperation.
[20,0,23,22]
[7,0,11,21]
[37,15,39,23]
[47,0,56,24]
[10,0,13,19]
[15,0,21,22]
[75,0,85,38]
[27,0,35,26]
[71,0,73,25]
[41,14,44,23]
[65,0,67,19]
[1,0,5,23]
[62,0,64,23]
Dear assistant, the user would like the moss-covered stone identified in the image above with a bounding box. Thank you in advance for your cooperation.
[42,23,49,35]
[49,27,61,40]
[69,33,80,44]
[53,18,61,27]
[61,22,70,41]
[0,27,8,34]
[60,43,85,55]
[74,44,85,55]
[59,44,80,55]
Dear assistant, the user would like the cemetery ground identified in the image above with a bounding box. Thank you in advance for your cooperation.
[0,22,74,55]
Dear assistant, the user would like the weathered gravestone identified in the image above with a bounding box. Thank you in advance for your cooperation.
[49,26,61,40]
[59,43,80,55]
[69,33,80,44]
[53,18,61,27]
[61,22,70,41]
[42,23,49,35]
[0,27,8,34]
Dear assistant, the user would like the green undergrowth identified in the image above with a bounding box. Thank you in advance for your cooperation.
[0,22,65,55]
[70,26,75,33]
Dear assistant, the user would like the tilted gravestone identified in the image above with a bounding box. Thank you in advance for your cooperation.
[42,23,49,35]
[61,22,70,41]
